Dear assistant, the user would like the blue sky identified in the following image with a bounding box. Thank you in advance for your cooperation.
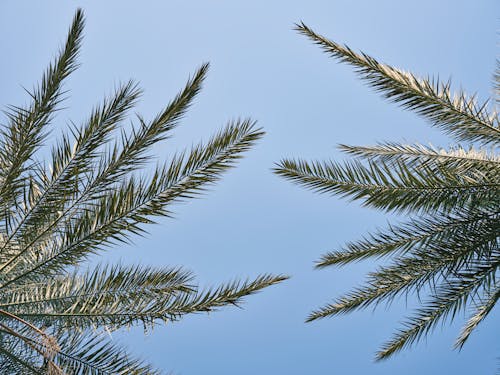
[1,1,498,374]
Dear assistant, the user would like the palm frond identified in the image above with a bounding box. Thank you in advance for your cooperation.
[376,249,499,360]
[0,334,45,374]
[0,81,141,273]
[316,205,497,268]
[1,120,263,285]
[2,270,286,332]
[455,284,500,349]
[295,22,500,145]
[0,10,84,222]
[309,232,498,322]
[339,143,499,172]
[274,158,497,213]
[0,64,208,278]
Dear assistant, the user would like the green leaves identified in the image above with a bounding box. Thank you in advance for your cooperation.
[0,9,285,373]
[276,23,500,360]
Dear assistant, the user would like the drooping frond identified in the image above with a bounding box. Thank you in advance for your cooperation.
[455,284,500,349]
[375,248,499,360]
[295,22,500,146]
[309,227,498,321]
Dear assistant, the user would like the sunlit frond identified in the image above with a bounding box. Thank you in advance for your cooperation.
[1,265,286,331]
[295,22,500,145]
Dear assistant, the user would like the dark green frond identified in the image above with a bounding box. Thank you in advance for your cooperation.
[308,204,498,321]
[310,236,498,322]
[0,120,263,284]
[274,158,498,214]
[0,65,209,283]
[316,206,497,268]
[0,81,141,273]
[96,62,209,183]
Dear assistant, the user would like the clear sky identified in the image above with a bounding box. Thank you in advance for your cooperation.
[1,1,498,374]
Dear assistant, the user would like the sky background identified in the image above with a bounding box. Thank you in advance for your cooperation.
[1,1,498,374]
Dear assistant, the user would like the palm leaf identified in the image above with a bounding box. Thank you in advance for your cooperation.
[295,22,500,145]
[0,10,83,232]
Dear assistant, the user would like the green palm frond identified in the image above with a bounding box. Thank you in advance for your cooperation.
[294,22,500,146]
[1,119,264,286]
[309,222,498,321]
[376,249,499,360]
[276,23,500,360]
[0,265,285,331]
[275,157,496,213]
[0,10,83,231]
[315,205,497,268]
[0,10,286,373]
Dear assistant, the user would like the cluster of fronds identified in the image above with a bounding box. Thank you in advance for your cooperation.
[0,10,286,373]
[275,23,499,360]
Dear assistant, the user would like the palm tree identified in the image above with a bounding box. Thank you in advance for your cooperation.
[0,9,286,374]
[275,23,499,360]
